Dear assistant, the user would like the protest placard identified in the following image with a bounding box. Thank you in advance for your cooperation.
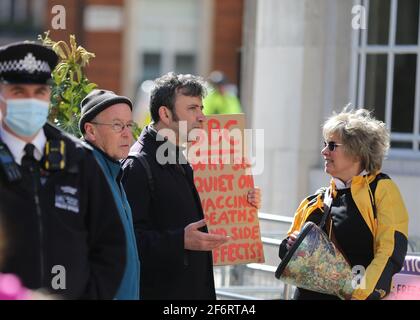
[188,114,265,266]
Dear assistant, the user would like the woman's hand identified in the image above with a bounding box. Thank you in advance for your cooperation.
[286,231,300,250]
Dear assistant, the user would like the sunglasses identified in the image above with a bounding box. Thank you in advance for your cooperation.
[323,141,343,152]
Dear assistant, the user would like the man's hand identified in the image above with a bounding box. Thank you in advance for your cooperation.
[247,187,262,209]
[184,219,229,251]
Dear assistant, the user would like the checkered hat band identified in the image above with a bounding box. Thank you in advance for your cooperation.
[0,53,51,74]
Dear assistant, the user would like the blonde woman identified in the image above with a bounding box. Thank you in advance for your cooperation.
[279,108,409,300]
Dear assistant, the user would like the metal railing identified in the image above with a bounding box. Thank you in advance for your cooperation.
[215,212,294,300]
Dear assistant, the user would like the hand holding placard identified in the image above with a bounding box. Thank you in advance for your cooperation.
[247,187,261,209]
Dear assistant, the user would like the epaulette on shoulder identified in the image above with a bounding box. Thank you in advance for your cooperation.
[46,122,88,151]
[60,131,90,151]
[78,139,93,151]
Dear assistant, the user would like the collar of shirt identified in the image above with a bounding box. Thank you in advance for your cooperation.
[333,169,369,190]
[0,124,46,165]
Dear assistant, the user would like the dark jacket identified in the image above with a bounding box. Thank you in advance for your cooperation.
[90,144,140,300]
[121,125,215,300]
[0,123,126,299]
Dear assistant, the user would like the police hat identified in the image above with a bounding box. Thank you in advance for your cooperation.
[0,42,58,84]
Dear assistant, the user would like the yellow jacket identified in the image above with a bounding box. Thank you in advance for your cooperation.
[287,172,409,300]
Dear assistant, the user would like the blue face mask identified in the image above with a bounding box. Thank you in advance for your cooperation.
[1,97,49,137]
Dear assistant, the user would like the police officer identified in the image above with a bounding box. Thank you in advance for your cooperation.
[203,71,242,115]
[0,41,126,299]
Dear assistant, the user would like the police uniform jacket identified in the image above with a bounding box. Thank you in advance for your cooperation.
[0,123,126,299]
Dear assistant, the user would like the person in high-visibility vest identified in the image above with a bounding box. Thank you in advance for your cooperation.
[203,71,242,115]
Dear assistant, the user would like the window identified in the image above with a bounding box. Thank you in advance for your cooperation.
[0,0,12,23]
[0,0,46,36]
[139,52,197,87]
[14,0,28,23]
[352,0,420,155]
[175,53,196,75]
[141,52,161,83]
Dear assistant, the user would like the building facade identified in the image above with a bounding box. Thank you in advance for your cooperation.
[242,0,420,249]
[43,0,243,98]
[1,0,243,95]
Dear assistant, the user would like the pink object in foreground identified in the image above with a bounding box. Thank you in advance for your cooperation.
[0,273,30,300]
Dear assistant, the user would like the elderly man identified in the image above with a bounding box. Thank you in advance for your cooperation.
[0,42,126,299]
[79,89,140,300]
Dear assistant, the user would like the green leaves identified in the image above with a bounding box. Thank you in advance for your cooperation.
[39,31,97,137]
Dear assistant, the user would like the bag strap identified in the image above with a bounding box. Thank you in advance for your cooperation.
[367,174,382,219]
[320,187,333,229]
[126,151,156,200]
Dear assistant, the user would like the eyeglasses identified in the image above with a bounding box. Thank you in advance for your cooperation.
[323,141,343,152]
[91,121,136,133]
